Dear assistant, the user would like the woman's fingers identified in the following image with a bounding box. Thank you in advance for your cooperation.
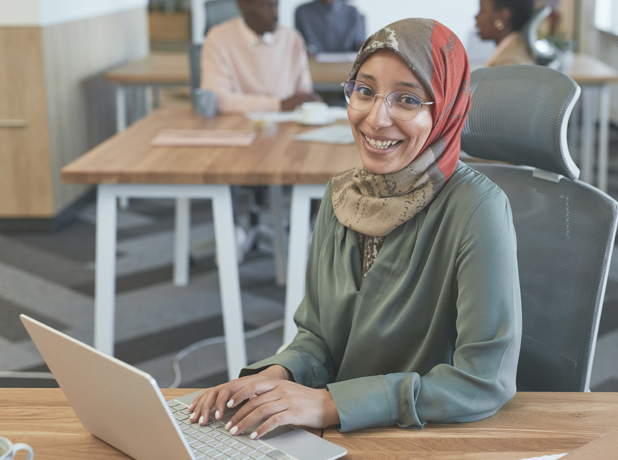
[227,399,290,438]
[188,387,218,424]
[227,380,279,410]
[249,412,293,439]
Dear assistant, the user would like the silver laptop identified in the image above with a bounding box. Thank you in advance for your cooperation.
[20,315,346,460]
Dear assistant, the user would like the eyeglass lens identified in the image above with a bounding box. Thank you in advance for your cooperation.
[343,80,424,121]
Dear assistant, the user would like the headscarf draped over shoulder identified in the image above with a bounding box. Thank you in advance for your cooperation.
[331,18,471,237]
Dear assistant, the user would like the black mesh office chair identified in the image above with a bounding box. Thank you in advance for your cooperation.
[462,66,618,392]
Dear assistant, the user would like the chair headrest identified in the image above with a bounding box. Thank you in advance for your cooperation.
[461,65,581,180]
[521,6,558,63]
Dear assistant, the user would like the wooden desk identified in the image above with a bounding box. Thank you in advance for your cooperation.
[104,52,353,131]
[105,53,190,133]
[61,108,359,376]
[2,389,618,459]
[565,54,618,193]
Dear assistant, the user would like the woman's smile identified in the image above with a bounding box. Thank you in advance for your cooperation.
[361,132,404,153]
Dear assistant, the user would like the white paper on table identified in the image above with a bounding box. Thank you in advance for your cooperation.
[151,129,256,147]
[516,454,567,460]
[314,52,358,63]
[294,125,355,144]
[246,106,348,124]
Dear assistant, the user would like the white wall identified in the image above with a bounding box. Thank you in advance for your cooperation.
[0,0,148,26]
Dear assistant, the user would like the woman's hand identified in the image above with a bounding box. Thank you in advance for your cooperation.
[188,365,290,425]
[223,380,340,439]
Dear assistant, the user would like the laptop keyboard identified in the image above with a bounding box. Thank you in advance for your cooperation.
[168,400,294,460]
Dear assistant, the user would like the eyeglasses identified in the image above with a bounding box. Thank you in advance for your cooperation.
[341,80,435,121]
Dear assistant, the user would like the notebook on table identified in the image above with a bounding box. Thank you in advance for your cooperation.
[20,315,347,460]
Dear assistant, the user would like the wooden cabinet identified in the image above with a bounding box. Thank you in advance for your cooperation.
[0,9,149,228]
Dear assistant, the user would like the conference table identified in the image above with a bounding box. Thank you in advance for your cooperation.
[61,108,359,380]
[2,389,617,459]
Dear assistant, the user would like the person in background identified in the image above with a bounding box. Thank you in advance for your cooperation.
[295,0,365,54]
[476,0,535,66]
[201,0,322,113]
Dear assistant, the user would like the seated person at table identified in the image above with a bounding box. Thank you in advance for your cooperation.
[201,0,321,113]
[189,19,522,435]
[295,0,365,54]
[476,0,534,66]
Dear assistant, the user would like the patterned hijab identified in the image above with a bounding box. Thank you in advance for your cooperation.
[331,18,471,237]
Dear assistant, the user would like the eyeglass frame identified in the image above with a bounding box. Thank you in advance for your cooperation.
[341,80,435,121]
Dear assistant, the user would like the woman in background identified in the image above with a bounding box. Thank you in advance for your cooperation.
[476,0,535,66]
[187,18,522,437]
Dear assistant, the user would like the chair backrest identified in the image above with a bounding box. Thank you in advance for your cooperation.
[520,6,559,66]
[204,0,240,35]
[462,66,618,392]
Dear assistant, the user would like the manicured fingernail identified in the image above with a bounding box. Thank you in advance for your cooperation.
[230,426,238,435]
[215,410,221,419]
[225,421,232,430]
[250,432,257,439]
[190,412,196,419]
[199,415,204,425]
[227,399,234,408]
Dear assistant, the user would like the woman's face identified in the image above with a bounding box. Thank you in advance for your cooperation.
[347,50,434,175]
[475,0,502,41]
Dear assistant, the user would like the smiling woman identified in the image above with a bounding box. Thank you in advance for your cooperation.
[188,18,522,437]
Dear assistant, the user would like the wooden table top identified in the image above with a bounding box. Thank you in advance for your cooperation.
[566,54,618,84]
[1,389,617,459]
[105,52,190,84]
[102,52,618,88]
[103,52,353,86]
[61,108,359,185]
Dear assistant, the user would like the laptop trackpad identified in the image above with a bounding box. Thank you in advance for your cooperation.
[264,427,347,460]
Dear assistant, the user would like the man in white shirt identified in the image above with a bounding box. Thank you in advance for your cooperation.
[201,0,322,113]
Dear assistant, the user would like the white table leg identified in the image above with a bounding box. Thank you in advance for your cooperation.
[95,185,119,355]
[580,86,598,186]
[598,84,611,193]
[269,185,287,287]
[284,185,326,344]
[212,185,247,379]
[174,198,191,286]
[115,86,127,133]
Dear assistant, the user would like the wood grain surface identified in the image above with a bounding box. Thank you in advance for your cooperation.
[105,52,190,84]
[0,26,54,217]
[322,392,618,460]
[1,389,617,459]
[61,108,360,185]
[102,52,352,86]
[566,54,618,85]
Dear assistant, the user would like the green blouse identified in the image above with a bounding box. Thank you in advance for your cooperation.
[242,162,522,432]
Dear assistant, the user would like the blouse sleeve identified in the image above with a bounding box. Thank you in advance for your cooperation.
[326,191,522,431]
[240,183,337,387]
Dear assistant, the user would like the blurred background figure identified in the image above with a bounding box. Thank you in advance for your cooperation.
[295,0,366,54]
[476,0,535,66]
[201,0,321,113]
